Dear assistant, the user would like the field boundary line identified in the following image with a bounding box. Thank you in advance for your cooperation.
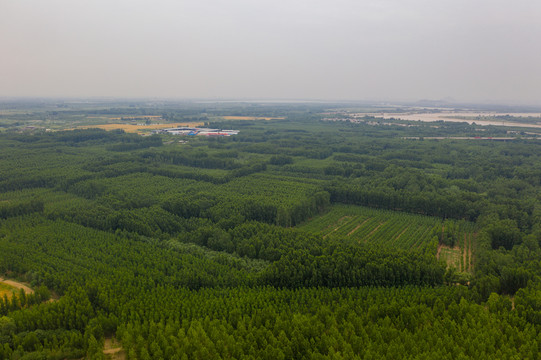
[363,222,386,242]
[393,225,410,242]
[347,218,371,236]
[323,216,352,238]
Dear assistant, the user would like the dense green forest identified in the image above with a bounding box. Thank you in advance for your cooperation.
[0,101,540,359]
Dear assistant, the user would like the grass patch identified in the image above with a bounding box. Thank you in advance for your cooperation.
[439,246,462,270]
[0,282,18,299]
[298,204,440,250]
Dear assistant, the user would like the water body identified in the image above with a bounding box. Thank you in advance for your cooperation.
[369,111,541,129]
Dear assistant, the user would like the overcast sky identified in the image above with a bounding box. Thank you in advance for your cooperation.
[1,0,540,104]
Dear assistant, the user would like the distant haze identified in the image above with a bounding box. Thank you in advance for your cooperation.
[2,0,541,104]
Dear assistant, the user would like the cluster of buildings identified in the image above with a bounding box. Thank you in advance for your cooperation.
[154,127,239,136]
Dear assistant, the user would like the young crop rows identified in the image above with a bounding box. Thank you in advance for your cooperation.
[299,204,440,250]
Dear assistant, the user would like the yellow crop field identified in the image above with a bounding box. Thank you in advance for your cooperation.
[76,122,204,133]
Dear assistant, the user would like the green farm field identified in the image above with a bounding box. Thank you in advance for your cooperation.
[298,204,440,250]
[299,204,477,272]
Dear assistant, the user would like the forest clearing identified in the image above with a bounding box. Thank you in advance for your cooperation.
[298,204,441,250]
[103,337,126,360]
[437,232,475,273]
[0,278,34,299]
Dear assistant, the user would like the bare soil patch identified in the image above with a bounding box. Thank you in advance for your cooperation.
[347,224,362,236]
[438,245,461,269]
[468,233,475,271]
[103,337,126,360]
[0,277,34,297]
[463,234,468,272]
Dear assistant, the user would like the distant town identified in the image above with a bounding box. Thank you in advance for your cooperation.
[153,127,239,136]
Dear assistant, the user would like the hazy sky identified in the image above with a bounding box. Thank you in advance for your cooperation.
[2,0,541,104]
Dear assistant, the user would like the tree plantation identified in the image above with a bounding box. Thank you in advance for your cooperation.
[0,102,540,359]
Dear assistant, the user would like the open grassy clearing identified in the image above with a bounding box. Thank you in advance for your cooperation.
[437,232,476,273]
[0,282,17,299]
[103,337,126,360]
[301,205,477,267]
[438,246,461,269]
[0,277,34,298]
[298,204,440,250]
